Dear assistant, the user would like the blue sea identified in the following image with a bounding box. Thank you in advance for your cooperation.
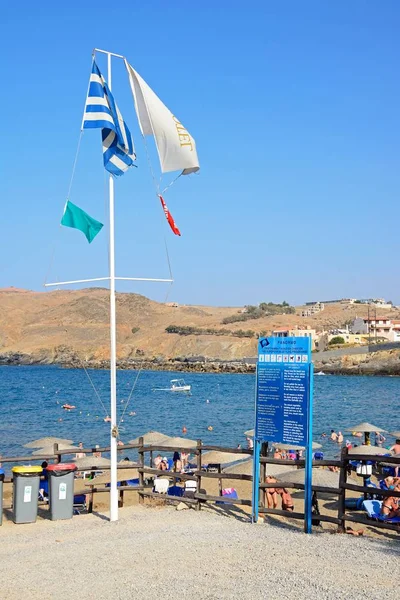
[0,366,398,466]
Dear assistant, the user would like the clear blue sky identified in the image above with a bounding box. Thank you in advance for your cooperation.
[2,1,399,306]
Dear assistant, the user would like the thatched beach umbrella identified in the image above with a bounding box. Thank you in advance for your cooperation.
[73,456,111,469]
[159,436,197,449]
[272,441,322,451]
[223,458,292,477]
[345,422,386,445]
[31,442,79,456]
[380,454,400,468]
[202,451,250,465]
[242,431,321,451]
[24,437,74,449]
[390,431,400,439]
[244,429,254,437]
[348,444,390,456]
[273,467,340,489]
[128,431,171,445]
[86,465,139,487]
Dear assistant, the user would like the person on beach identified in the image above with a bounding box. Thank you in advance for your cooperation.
[173,459,183,473]
[159,458,169,471]
[75,442,85,459]
[389,439,400,455]
[273,482,294,511]
[389,439,400,476]
[375,432,386,447]
[246,437,253,450]
[181,452,190,470]
[330,430,338,441]
[273,448,283,459]
[265,476,279,509]
[154,454,162,469]
[381,483,400,518]
[337,431,343,444]
[173,451,180,470]
[93,445,102,458]
[352,431,362,438]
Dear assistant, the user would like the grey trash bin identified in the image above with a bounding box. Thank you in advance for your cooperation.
[12,466,42,524]
[0,469,4,525]
[47,463,77,520]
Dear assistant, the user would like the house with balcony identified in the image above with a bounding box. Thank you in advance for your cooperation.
[272,326,316,350]
[351,316,393,340]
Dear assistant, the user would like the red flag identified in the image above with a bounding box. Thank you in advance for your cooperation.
[159,195,181,236]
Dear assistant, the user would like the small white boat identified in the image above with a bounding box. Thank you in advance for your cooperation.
[170,379,191,392]
[315,371,326,376]
[153,378,191,393]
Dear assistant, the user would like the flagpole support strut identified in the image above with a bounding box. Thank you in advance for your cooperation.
[93,48,125,59]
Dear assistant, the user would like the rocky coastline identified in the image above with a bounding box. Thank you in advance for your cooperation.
[1,348,400,376]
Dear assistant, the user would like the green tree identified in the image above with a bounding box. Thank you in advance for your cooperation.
[329,336,345,345]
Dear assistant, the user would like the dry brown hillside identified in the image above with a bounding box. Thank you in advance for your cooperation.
[0,288,399,363]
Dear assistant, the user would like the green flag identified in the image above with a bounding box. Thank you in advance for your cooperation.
[61,200,103,243]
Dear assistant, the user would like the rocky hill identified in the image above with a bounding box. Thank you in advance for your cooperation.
[0,287,399,373]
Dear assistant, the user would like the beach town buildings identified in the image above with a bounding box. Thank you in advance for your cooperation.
[350,316,400,341]
[272,326,316,350]
[301,302,324,317]
[304,297,392,308]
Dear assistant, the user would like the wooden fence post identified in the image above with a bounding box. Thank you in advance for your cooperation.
[138,436,144,505]
[54,443,61,464]
[338,446,348,532]
[196,439,202,511]
[217,464,222,496]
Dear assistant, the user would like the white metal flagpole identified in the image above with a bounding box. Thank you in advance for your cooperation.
[107,51,119,523]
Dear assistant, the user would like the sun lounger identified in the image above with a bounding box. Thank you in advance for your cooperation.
[183,480,197,499]
[73,494,87,515]
[362,499,400,524]
[38,478,49,502]
[167,485,184,497]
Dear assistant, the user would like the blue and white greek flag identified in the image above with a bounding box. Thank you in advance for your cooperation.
[83,60,135,176]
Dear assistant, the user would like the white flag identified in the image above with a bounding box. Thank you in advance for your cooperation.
[125,60,199,176]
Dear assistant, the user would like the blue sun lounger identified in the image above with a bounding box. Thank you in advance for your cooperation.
[362,499,400,524]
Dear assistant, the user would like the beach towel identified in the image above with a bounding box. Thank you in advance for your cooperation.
[216,488,238,504]
[153,478,169,494]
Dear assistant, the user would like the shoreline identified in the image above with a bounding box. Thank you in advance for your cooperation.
[1,353,400,376]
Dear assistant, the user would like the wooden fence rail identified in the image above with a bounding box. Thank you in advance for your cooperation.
[1,440,399,534]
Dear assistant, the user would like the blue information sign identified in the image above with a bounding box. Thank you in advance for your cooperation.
[255,336,311,446]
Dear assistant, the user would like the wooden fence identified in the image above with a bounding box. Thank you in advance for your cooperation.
[1,441,399,533]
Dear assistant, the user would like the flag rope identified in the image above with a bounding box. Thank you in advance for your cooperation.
[141,133,174,301]
[118,363,144,427]
[43,130,85,287]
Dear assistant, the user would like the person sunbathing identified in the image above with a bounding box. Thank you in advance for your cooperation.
[381,483,400,518]
[265,476,279,509]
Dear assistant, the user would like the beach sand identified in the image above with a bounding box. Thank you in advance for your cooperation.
[0,502,398,600]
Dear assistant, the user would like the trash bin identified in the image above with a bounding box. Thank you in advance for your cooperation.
[0,469,4,526]
[12,466,42,524]
[47,463,77,520]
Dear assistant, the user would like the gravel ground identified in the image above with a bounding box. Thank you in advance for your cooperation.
[0,505,398,600]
